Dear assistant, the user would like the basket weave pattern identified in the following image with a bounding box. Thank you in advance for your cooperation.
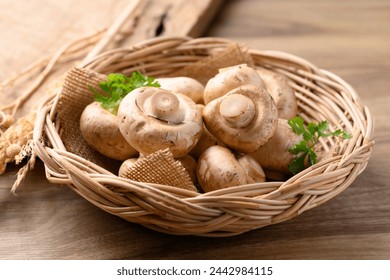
[34,37,374,236]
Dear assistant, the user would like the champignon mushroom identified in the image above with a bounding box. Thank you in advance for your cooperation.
[237,155,266,184]
[256,67,298,119]
[249,118,302,174]
[197,145,265,192]
[117,87,203,158]
[80,102,138,161]
[156,77,205,104]
[203,64,264,104]
[202,84,278,153]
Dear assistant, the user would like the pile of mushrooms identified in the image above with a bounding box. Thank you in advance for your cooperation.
[80,64,299,192]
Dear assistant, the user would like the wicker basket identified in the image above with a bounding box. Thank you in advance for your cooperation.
[33,36,374,237]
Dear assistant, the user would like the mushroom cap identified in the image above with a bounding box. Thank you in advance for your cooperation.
[156,77,205,104]
[237,154,266,183]
[117,87,203,158]
[249,118,302,174]
[256,68,298,120]
[197,145,265,192]
[202,84,278,153]
[203,64,264,104]
[80,102,138,161]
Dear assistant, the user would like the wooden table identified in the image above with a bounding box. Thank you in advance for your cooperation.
[1,0,389,259]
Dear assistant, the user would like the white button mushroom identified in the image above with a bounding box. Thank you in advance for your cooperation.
[80,102,139,161]
[256,68,298,120]
[197,145,265,192]
[249,118,303,174]
[202,84,278,153]
[156,77,205,104]
[117,87,203,158]
[203,64,264,104]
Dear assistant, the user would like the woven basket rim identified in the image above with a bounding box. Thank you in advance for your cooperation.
[33,36,374,237]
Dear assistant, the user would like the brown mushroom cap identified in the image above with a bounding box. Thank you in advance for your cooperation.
[80,102,138,161]
[156,77,205,104]
[202,84,278,153]
[249,118,302,174]
[197,145,265,192]
[117,87,203,158]
[256,68,298,120]
[237,155,266,183]
[203,64,264,104]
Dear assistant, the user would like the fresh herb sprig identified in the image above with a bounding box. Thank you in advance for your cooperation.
[89,71,160,114]
[288,116,352,175]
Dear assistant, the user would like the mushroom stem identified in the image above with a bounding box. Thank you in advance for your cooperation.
[219,94,255,128]
[146,91,184,124]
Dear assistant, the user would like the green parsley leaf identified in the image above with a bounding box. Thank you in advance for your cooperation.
[288,116,351,175]
[317,120,328,134]
[89,71,160,114]
[308,149,317,166]
[306,122,318,136]
[332,129,353,139]
[288,116,313,141]
[287,116,306,135]
[289,140,309,155]
[288,154,307,176]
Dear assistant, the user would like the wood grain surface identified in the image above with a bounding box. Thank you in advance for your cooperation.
[1,0,389,259]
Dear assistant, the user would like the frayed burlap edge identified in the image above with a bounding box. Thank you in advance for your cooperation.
[56,67,122,171]
[119,149,197,192]
[168,43,254,85]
